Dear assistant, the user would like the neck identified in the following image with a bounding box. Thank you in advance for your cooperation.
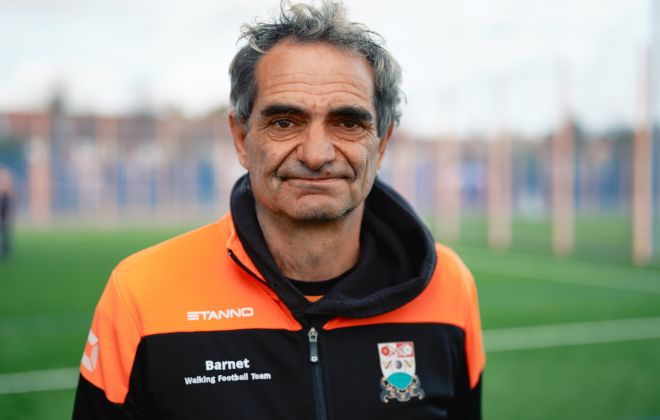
[255,202,363,282]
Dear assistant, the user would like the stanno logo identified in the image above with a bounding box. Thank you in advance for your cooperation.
[187,307,254,321]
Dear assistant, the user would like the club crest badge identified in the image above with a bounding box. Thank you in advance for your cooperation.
[377,342,425,403]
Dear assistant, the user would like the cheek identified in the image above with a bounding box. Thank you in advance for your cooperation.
[341,142,378,180]
[247,136,282,175]
[247,137,300,200]
[362,138,383,171]
[356,149,371,175]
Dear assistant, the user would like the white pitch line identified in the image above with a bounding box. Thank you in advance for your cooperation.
[2,318,660,395]
[454,246,660,295]
[0,367,79,395]
[484,317,660,352]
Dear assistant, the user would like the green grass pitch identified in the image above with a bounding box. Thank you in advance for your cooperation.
[1,215,659,419]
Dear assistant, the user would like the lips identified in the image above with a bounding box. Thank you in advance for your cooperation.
[274,164,355,182]
[287,177,343,181]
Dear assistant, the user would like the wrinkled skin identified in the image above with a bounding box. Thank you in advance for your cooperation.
[229,40,393,281]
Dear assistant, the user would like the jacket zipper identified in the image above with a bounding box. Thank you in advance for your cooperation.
[230,250,328,417]
[308,328,327,420]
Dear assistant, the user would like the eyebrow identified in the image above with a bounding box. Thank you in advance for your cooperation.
[330,106,373,123]
[260,104,305,117]
[260,104,374,124]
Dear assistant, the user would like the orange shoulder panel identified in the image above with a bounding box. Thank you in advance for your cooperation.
[113,215,300,337]
[323,243,485,388]
[81,215,301,403]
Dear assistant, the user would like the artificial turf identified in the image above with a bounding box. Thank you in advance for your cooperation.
[0,216,659,419]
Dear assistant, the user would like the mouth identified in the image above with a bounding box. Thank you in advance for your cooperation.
[283,177,348,189]
[288,177,343,183]
[273,163,356,184]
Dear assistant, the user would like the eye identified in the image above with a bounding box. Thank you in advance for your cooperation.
[274,119,293,128]
[340,120,358,128]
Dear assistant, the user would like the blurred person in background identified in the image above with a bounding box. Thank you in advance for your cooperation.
[73,1,484,419]
[0,166,12,259]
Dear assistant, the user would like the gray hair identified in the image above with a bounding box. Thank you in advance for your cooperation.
[229,0,403,138]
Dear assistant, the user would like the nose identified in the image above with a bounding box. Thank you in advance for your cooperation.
[296,125,336,171]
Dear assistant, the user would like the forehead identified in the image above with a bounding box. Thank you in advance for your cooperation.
[254,41,375,111]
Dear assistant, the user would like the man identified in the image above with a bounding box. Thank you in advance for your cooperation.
[73,1,485,419]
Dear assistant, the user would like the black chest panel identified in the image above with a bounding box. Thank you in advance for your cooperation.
[139,323,467,420]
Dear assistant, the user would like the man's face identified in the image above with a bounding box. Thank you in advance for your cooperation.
[230,41,392,221]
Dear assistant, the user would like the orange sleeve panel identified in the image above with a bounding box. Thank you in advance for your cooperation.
[452,246,486,389]
[324,244,486,389]
[80,271,141,404]
[80,214,301,404]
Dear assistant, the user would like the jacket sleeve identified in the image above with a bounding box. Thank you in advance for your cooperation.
[72,272,149,419]
[449,256,485,419]
[447,374,482,419]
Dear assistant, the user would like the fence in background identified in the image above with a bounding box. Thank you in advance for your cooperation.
[0,113,244,224]
[0,107,656,265]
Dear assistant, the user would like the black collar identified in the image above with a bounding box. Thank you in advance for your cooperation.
[230,174,437,325]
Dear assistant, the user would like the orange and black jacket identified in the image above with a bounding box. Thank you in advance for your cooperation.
[73,176,485,419]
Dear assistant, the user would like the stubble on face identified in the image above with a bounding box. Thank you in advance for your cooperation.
[245,41,383,224]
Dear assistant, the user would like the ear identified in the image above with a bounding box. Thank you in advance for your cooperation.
[229,110,249,170]
[376,122,394,170]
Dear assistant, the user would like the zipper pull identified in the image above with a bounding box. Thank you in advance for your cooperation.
[308,327,319,363]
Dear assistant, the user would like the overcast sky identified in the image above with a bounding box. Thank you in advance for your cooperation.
[0,0,651,137]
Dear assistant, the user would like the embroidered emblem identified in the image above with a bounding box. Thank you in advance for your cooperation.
[377,342,425,402]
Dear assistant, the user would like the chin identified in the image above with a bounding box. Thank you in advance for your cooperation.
[283,199,355,221]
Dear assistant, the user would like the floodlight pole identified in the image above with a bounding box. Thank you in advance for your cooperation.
[651,0,660,263]
[488,78,512,251]
[435,91,461,243]
[633,49,653,266]
[28,114,52,225]
[552,62,575,258]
